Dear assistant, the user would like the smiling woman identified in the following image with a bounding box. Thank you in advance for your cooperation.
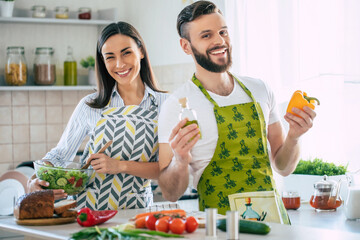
[27,21,169,211]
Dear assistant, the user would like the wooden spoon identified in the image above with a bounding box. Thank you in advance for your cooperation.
[81,140,113,170]
[328,179,342,207]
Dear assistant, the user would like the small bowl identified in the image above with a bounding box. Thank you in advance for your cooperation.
[33,159,94,195]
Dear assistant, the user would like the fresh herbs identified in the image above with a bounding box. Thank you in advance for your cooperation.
[293,158,347,176]
[70,225,185,240]
[80,56,95,69]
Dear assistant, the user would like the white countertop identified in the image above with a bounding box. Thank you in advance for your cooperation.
[0,200,359,240]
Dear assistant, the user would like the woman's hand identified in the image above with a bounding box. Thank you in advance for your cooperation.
[27,177,67,200]
[88,153,121,174]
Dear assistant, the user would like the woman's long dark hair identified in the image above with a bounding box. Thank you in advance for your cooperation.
[87,21,165,108]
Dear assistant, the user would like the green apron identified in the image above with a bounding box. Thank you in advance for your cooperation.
[194,74,289,224]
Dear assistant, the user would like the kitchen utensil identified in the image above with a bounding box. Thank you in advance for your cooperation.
[328,179,342,207]
[33,160,94,195]
[16,216,76,226]
[0,179,25,216]
[81,140,113,170]
[0,170,29,193]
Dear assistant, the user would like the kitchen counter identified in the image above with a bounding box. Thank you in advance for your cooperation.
[0,200,359,240]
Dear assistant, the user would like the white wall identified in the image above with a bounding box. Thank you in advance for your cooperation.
[1,0,225,73]
[122,0,225,66]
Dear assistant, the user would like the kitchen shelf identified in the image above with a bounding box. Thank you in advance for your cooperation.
[0,8,117,26]
[0,86,96,91]
[0,17,113,25]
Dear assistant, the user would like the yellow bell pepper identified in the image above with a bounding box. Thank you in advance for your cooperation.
[286,90,320,117]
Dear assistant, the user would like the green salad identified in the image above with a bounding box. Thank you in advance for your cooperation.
[36,165,90,195]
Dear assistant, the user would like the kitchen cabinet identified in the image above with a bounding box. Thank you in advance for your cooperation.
[0,8,118,90]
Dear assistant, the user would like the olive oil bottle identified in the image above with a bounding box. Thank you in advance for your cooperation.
[64,46,77,86]
[179,97,201,138]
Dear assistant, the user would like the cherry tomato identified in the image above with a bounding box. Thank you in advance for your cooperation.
[169,218,185,234]
[185,216,199,233]
[155,216,170,233]
[145,214,157,230]
[75,178,83,187]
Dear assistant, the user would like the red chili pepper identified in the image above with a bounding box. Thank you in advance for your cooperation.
[76,208,117,227]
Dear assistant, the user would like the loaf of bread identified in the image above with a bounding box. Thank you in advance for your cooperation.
[14,190,54,220]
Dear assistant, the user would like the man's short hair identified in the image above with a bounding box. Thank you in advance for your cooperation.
[177,0,222,41]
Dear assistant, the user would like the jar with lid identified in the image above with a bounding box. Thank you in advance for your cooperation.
[33,47,56,85]
[78,7,91,20]
[55,6,69,19]
[282,191,301,210]
[5,46,27,86]
[309,175,342,211]
[31,5,46,18]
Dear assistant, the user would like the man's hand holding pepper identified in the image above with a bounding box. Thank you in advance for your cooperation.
[284,106,317,140]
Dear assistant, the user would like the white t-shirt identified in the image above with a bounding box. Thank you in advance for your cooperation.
[158,75,280,188]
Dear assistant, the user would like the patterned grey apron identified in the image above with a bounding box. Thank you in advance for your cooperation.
[75,98,159,210]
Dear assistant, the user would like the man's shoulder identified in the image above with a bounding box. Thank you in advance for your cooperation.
[235,75,266,87]
[234,75,271,94]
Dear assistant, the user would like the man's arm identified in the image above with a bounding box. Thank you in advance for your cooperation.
[268,106,316,176]
[158,119,200,202]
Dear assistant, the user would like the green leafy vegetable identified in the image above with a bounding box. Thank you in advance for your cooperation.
[70,226,185,240]
[293,158,348,176]
[37,165,89,195]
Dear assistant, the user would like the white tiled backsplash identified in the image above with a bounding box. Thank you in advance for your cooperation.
[0,63,194,176]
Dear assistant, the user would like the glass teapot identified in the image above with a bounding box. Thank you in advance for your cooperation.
[309,175,342,211]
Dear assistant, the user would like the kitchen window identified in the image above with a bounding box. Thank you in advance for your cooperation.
[225,0,360,172]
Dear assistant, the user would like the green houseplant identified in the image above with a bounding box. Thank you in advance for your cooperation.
[293,158,348,176]
[80,56,96,86]
[281,158,348,201]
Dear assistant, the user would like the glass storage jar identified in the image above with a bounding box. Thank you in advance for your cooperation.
[5,46,27,86]
[31,5,46,18]
[282,191,301,210]
[33,47,56,85]
[78,7,91,20]
[55,6,69,19]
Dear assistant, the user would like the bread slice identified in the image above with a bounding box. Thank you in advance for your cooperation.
[14,190,54,220]
[54,199,77,215]
[59,209,77,218]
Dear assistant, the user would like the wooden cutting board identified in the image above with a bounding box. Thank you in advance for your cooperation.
[16,216,76,226]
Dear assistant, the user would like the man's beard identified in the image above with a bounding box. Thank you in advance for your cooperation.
[191,44,232,73]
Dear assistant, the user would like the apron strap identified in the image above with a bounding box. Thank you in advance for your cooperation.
[191,72,267,151]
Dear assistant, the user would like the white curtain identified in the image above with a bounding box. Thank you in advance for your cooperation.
[225,0,360,171]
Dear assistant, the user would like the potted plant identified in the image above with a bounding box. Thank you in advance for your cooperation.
[0,0,15,17]
[80,56,96,86]
[281,158,348,201]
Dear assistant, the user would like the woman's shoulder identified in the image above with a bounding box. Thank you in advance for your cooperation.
[152,91,170,106]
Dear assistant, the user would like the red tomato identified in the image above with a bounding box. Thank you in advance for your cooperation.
[68,176,75,184]
[169,218,185,234]
[155,217,170,233]
[185,216,199,233]
[145,214,157,230]
[75,178,83,187]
